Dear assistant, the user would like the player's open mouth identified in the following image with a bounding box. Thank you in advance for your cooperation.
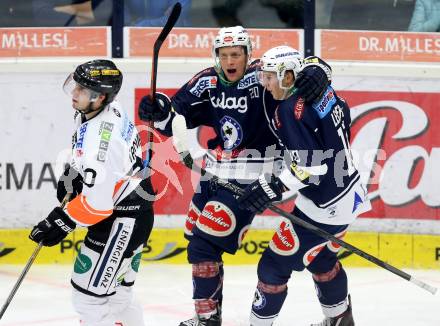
[227,69,237,74]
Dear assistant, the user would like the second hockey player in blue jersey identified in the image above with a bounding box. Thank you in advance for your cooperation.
[238,46,371,326]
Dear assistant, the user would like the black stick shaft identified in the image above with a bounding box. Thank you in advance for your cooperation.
[145,2,182,174]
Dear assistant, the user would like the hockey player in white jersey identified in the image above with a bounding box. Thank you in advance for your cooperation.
[29,60,154,326]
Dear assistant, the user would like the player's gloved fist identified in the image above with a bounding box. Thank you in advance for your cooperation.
[29,207,76,247]
[57,164,83,203]
[295,57,332,103]
[138,92,171,122]
[238,174,285,213]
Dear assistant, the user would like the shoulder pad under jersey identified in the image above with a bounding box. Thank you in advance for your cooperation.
[187,67,218,97]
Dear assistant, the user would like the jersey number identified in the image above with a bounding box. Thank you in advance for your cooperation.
[249,86,259,99]
[337,126,356,177]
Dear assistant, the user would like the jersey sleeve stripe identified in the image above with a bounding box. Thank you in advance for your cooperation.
[65,194,113,226]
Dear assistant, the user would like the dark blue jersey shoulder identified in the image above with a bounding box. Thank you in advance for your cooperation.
[170,62,280,154]
[274,87,359,207]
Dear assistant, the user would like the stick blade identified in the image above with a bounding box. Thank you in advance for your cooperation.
[156,2,182,44]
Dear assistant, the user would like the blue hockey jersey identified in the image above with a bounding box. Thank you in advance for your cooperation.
[157,61,284,180]
[274,87,370,225]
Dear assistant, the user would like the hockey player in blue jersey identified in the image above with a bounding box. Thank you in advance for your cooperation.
[138,26,331,326]
[237,46,371,326]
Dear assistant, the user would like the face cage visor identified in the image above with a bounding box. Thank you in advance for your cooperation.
[63,73,102,103]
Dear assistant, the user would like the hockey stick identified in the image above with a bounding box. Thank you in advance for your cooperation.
[144,2,182,177]
[171,114,438,295]
[0,193,71,320]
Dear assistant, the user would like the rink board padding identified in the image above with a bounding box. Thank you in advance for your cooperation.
[0,229,439,269]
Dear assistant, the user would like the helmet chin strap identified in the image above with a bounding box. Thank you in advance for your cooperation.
[76,101,106,119]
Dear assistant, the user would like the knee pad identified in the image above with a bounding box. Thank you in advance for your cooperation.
[257,252,291,286]
[187,236,222,263]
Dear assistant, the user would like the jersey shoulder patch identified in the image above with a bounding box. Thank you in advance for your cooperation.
[188,67,218,97]
[312,87,336,119]
[237,71,259,90]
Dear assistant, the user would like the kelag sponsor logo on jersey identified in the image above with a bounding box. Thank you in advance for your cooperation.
[210,92,248,113]
[237,72,258,89]
[189,76,217,97]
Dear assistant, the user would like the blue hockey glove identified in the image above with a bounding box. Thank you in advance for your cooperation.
[294,57,331,103]
[138,92,171,122]
[29,207,76,247]
[238,174,285,213]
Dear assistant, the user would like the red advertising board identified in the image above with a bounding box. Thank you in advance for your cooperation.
[127,27,301,58]
[0,27,110,57]
[320,30,440,63]
[135,88,440,221]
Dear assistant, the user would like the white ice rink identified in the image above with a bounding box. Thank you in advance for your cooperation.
[0,265,439,326]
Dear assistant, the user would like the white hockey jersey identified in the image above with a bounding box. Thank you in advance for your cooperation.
[64,102,143,226]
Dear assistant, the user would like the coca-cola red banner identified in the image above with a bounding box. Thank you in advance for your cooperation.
[135,89,440,221]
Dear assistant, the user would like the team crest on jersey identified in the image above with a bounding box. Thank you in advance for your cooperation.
[237,72,258,89]
[269,221,300,256]
[312,87,336,119]
[189,76,217,97]
[220,116,243,150]
[196,201,236,237]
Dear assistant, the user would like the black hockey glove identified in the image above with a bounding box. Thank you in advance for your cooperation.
[29,207,76,247]
[238,174,285,214]
[57,165,83,203]
[138,92,171,122]
[294,57,332,103]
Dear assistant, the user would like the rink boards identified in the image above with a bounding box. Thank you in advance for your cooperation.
[1,228,439,269]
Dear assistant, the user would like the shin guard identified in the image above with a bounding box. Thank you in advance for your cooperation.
[192,262,224,319]
[312,261,349,318]
[250,281,287,326]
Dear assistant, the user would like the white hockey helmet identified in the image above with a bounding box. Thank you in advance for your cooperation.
[213,26,252,63]
[258,45,302,90]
